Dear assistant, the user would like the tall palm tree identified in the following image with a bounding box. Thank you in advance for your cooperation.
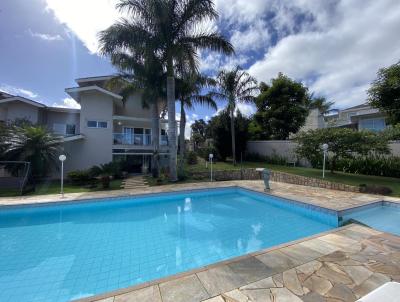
[211,66,258,165]
[105,53,166,178]
[99,0,234,181]
[308,95,335,115]
[175,73,217,174]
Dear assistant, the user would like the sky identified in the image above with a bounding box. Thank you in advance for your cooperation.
[1,0,400,136]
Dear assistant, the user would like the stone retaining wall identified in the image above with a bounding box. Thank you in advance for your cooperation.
[190,168,360,193]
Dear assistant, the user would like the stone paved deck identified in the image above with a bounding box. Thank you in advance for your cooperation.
[74,224,400,302]
[1,180,398,210]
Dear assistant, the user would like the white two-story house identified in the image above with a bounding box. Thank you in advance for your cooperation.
[0,76,170,174]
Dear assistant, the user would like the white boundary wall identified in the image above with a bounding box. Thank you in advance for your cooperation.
[247,140,400,159]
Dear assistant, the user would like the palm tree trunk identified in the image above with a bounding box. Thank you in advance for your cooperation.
[151,102,160,178]
[179,101,186,175]
[230,107,236,165]
[167,57,177,181]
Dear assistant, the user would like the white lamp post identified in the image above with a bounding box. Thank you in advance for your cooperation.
[322,143,328,178]
[59,154,66,198]
[209,153,214,182]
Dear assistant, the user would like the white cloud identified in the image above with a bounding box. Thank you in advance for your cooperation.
[52,97,81,109]
[236,103,255,117]
[230,20,270,53]
[28,29,63,41]
[246,0,400,108]
[45,0,120,53]
[0,84,38,99]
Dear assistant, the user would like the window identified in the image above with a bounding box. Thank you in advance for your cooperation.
[359,118,386,132]
[53,123,76,136]
[87,120,108,128]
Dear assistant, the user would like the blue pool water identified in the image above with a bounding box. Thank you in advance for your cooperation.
[0,188,337,302]
[342,203,400,236]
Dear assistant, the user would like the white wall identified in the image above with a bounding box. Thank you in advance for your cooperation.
[67,91,114,170]
[247,140,298,159]
[3,102,40,123]
[45,111,80,134]
[114,92,152,118]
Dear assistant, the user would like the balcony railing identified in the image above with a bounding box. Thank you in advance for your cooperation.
[113,133,168,146]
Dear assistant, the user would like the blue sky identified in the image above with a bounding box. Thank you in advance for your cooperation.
[1,0,400,132]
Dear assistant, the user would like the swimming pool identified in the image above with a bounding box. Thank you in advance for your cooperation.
[0,187,337,302]
[342,202,400,236]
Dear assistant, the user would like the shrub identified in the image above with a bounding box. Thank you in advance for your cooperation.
[67,170,92,185]
[186,151,198,165]
[335,155,400,178]
[359,184,393,195]
[197,146,218,161]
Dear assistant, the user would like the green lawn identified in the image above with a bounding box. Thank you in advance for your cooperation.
[186,161,400,196]
[0,179,123,197]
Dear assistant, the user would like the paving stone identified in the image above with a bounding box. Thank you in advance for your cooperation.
[301,292,326,302]
[197,265,245,296]
[159,275,210,302]
[341,265,373,286]
[282,269,304,296]
[280,244,323,264]
[296,261,323,277]
[303,274,333,295]
[228,257,275,284]
[319,251,349,263]
[352,273,391,299]
[348,225,382,236]
[256,250,302,273]
[240,277,275,290]
[240,288,272,302]
[318,234,358,251]
[367,262,400,275]
[114,285,162,302]
[222,289,250,302]
[336,229,371,241]
[202,296,225,302]
[299,238,339,255]
[316,264,353,285]
[326,283,356,301]
[272,273,284,288]
[270,287,303,302]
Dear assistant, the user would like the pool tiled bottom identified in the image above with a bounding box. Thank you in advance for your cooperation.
[0,188,335,302]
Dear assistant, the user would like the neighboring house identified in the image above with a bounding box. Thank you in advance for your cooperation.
[299,108,326,132]
[325,103,387,132]
[0,75,170,175]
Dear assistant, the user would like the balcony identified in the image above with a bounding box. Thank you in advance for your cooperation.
[113,133,168,146]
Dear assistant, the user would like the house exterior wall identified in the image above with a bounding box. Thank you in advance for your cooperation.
[44,111,80,134]
[113,92,152,118]
[0,106,6,121]
[3,102,40,123]
[71,91,114,169]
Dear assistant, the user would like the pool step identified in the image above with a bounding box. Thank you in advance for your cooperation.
[121,176,149,190]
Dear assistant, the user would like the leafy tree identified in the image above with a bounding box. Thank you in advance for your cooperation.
[294,128,390,173]
[100,0,234,181]
[191,119,207,150]
[1,125,63,177]
[210,66,258,164]
[252,73,310,140]
[368,61,400,124]
[206,110,250,161]
[175,73,216,173]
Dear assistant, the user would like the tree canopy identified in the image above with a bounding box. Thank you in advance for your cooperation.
[368,61,400,125]
[251,73,310,140]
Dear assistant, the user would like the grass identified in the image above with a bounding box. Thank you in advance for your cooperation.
[0,179,123,197]
[185,161,400,196]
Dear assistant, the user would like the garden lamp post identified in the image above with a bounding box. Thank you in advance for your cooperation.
[322,143,328,178]
[209,153,214,182]
[59,154,66,198]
